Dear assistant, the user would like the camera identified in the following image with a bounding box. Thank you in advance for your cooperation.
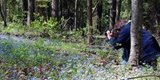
[105,29,120,38]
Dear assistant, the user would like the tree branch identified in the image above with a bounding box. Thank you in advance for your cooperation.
[120,74,160,80]
[92,0,100,14]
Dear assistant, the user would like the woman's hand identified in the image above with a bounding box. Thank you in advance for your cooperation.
[106,30,114,39]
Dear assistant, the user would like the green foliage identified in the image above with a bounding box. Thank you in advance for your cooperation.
[0,35,160,79]
[31,15,58,38]
[37,0,50,8]
[120,0,131,19]
[8,0,24,22]
[65,29,86,42]
[0,37,88,79]
[2,22,26,35]
[0,38,59,79]
[101,0,110,29]
[98,49,113,58]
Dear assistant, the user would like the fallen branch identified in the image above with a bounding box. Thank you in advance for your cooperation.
[120,74,160,80]
[93,35,106,39]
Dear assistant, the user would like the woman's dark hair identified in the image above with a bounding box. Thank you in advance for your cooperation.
[114,19,127,30]
[105,19,128,37]
[110,19,128,37]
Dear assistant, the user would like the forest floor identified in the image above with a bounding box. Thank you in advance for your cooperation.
[0,34,160,80]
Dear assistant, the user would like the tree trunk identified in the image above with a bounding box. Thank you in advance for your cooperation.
[79,0,85,28]
[153,1,160,35]
[115,0,121,22]
[47,2,51,18]
[0,0,7,27]
[109,0,117,29]
[27,0,34,26]
[60,0,62,18]
[96,0,103,34]
[23,0,28,24]
[3,0,7,27]
[129,0,143,66]
[87,0,93,45]
[74,0,78,29]
[32,0,35,20]
[59,0,63,30]
[51,0,59,19]
[27,0,31,26]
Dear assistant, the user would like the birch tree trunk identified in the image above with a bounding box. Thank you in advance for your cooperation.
[129,0,143,66]
[51,0,59,19]
[27,0,34,26]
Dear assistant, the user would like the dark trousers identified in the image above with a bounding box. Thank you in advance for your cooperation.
[140,59,157,70]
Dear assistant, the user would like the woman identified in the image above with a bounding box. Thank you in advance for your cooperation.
[106,19,160,69]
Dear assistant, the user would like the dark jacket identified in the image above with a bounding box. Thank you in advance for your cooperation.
[109,22,160,62]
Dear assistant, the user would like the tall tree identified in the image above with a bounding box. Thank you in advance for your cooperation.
[78,0,86,28]
[109,0,117,29]
[23,0,28,23]
[27,0,31,26]
[51,0,59,19]
[96,0,103,34]
[0,0,7,27]
[27,0,34,26]
[87,0,93,45]
[129,0,143,66]
[59,0,62,18]
[74,0,78,29]
[115,0,121,22]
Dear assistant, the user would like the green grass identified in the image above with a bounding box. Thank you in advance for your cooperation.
[1,22,25,35]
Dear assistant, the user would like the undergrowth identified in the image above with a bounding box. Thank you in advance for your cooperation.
[0,36,117,79]
[0,22,160,79]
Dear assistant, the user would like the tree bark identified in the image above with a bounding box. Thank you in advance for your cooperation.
[32,0,35,19]
[74,0,78,29]
[129,0,143,66]
[109,0,117,29]
[22,0,28,24]
[51,0,59,19]
[27,0,34,26]
[87,0,93,45]
[3,0,7,27]
[115,0,121,22]
[60,0,62,18]
[96,0,103,34]
[0,0,7,27]
[47,2,51,18]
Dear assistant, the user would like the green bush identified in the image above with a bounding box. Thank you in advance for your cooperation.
[31,16,58,38]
